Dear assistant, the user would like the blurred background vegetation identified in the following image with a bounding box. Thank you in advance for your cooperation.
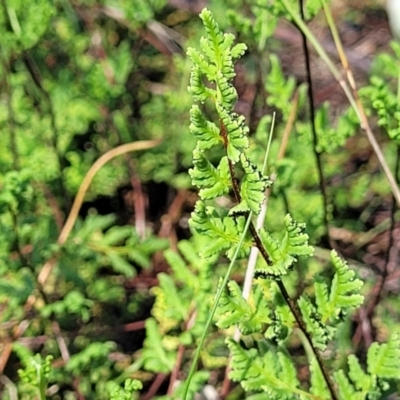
[0,0,399,399]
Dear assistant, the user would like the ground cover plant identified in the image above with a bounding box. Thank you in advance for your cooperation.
[0,0,400,399]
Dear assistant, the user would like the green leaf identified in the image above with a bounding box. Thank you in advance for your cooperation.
[257,214,314,276]
[163,249,198,288]
[368,333,400,379]
[217,104,249,163]
[199,8,226,66]
[231,43,247,59]
[189,105,222,151]
[109,379,143,400]
[226,338,302,398]
[189,148,231,199]
[309,357,330,399]
[141,318,176,374]
[189,201,253,259]
[265,285,295,344]
[108,251,136,277]
[230,154,272,214]
[188,66,216,103]
[265,54,296,117]
[215,281,271,334]
[298,294,332,351]
[334,370,357,400]
[151,273,189,332]
[66,342,116,374]
[216,71,238,109]
[317,250,364,322]
[186,47,216,81]
[101,226,133,246]
[348,355,375,393]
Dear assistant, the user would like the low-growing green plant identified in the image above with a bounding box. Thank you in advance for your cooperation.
[133,7,400,400]
[1,1,400,399]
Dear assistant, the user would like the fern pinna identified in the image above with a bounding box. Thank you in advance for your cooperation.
[184,8,400,400]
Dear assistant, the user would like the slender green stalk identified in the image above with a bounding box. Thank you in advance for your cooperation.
[182,212,253,400]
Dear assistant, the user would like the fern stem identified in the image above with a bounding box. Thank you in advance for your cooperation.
[221,119,339,400]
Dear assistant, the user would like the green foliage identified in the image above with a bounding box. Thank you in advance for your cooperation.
[139,238,215,372]
[67,214,168,277]
[257,214,314,277]
[15,345,53,400]
[316,251,364,321]
[265,54,297,118]
[298,250,364,350]
[190,201,254,259]
[361,75,400,144]
[182,6,400,400]
[108,379,143,400]
[333,333,400,399]
[0,0,56,54]
[215,281,271,334]
[189,150,231,199]
[227,338,303,399]
[1,1,400,399]
[141,318,177,374]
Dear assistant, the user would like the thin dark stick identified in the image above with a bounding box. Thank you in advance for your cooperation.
[353,146,400,348]
[298,0,332,247]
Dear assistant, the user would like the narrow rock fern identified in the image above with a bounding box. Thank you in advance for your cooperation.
[182,8,400,400]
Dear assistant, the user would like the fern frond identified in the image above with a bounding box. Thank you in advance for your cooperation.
[309,356,330,399]
[367,332,400,379]
[226,338,303,399]
[189,148,231,199]
[215,281,271,334]
[151,273,190,333]
[316,250,364,322]
[217,104,249,162]
[231,43,247,60]
[256,214,314,276]
[141,318,176,374]
[348,354,376,394]
[188,66,216,103]
[186,47,216,81]
[189,201,253,259]
[265,295,295,344]
[330,335,400,400]
[189,105,222,151]
[186,8,247,112]
[230,154,272,215]
[333,370,358,400]
[298,294,332,351]
[216,71,238,109]
[199,9,244,83]
[199,9,226,63]
[265,54,297,117]
[262,282,295,344]
[163,248,198,289]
